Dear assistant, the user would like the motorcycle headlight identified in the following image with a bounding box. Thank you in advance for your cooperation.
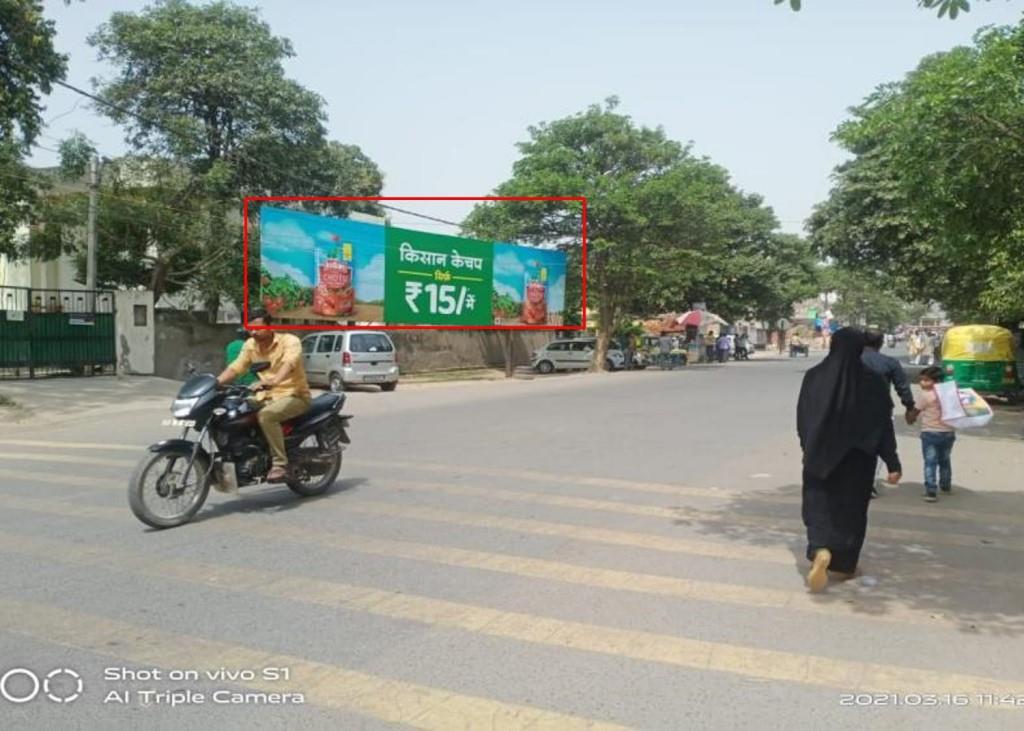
[171,397,199,417]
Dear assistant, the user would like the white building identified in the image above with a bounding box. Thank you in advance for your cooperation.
[0,223,82,292]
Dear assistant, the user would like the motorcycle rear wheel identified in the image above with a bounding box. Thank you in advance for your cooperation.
[128,450,210,529]
[286,449,342,497]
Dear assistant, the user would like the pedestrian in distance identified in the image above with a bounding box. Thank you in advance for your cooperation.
[913,329,929,364]
[705,331,717,363]
[797,327,902,593]
[862,328,918,499]
[716,332,731,363]
[924,331,938,366]
[909,366,957,502]
[789,332,808,358]
[735,331,750,360]
[658,334,673,370]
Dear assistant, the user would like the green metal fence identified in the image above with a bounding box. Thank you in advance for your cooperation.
[0,287,116,378]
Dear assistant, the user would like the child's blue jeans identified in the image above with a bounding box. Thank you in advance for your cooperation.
[921,431,956,494]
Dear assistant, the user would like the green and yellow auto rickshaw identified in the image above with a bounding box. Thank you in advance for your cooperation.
[940,325,1021,397]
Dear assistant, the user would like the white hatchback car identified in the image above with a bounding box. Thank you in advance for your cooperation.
[531,338,626,374]
[302,331,399,392]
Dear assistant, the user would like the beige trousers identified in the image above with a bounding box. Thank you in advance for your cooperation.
[256,395,311,466]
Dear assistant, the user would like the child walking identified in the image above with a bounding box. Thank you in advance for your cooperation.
[913,366,956,502]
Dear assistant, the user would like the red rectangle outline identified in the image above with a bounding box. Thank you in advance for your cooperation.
[242,196,588,332]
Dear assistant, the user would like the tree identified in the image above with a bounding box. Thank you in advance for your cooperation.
[87,0,383,317]
[744,233,821,332]
[811,19,1024,326]
[465,99,812,367]
[463,98,684,367]
[821,266,920,330]
[28,152,207,299]
[0,0,67,148]
[774,0,1000,19]
[0,140,45,257]
[0,0,69,255]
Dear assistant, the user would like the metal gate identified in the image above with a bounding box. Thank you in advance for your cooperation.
[0,286,117,379]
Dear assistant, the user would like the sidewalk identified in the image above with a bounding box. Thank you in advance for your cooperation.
[0,376,179,428]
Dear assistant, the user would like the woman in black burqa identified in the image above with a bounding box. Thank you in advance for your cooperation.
[797,327,902,592]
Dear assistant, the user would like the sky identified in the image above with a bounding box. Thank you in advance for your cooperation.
[28,0,1024,235]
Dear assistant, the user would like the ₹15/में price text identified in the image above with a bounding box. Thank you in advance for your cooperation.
[403,280,476,316]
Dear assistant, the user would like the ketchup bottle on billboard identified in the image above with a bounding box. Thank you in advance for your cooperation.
[522,264,548,325]
[313,242,355,317]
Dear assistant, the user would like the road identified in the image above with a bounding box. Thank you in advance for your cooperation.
[0,356,1022,730]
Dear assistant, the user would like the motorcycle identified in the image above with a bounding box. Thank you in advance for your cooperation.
[128,363,351,529]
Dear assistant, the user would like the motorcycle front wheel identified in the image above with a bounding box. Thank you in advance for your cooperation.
[128,449,211,529]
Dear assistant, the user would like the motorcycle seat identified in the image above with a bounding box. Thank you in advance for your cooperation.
[285,393,344,428]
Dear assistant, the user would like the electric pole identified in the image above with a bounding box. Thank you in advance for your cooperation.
[86,155,99,302]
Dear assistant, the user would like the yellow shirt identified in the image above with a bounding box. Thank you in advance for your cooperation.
[229,333,311,401]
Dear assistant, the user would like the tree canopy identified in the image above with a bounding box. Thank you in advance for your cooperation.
[464,99,817,363]
[27,0,386,314]
[821,266,924,330]
[811,19,1024,325]
[0,0,69,256]
[775,0,1000,19]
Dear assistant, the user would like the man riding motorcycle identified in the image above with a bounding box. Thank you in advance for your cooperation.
[216,308,310,482]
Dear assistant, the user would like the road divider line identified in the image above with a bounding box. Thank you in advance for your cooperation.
[0,438,142,452]
[344,501,1024,593]
[1,532,1021,703]
[0,441,1012,527]
[0,596,624,730]
[350,500,796,565]
[0,494,1015,631]
[375,479,1024,553]
[0,467,120,489]
[343,501,1024,591]
[0,452,137,468]
[351,458,1021,528]
[0,478,1018,593]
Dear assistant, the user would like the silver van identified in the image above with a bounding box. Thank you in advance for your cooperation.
[301,331,399,392]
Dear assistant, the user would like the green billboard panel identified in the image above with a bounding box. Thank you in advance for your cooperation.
[384,226,493,326]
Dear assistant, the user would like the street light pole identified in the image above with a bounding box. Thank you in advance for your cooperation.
[86,155,99,306]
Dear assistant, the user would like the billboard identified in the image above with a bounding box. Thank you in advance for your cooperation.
[258,205,568,327]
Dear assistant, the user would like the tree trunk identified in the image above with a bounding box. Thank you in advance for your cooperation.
[203,293,220,324]
[502,331,515,378]
[595,286,616,372]
[149,259,169,303]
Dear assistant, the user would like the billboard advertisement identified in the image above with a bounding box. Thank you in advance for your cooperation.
[259,205,568,327]
[259,206,385,322]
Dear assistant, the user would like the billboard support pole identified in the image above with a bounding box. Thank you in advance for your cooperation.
[502,330,515,378]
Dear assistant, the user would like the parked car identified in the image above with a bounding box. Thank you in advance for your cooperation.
[531,338,626,374]
[301,331,399,392]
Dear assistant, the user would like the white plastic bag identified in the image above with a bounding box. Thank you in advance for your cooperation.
[935,380,994,429]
